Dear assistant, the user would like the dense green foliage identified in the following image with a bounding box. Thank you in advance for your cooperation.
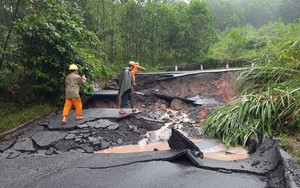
[0,1,108,104]
[0,0,217,104]
[207,0,300,31]
[14,0,107,102]
[208,21,292,61]
[0,0,300,149]
[77,0,217,65]
[202,21,300,147]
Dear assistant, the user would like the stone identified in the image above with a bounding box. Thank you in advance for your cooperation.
[128,125,138,132]
[88,137,98,143]
[65,134,76,140]
[117,138,123,145]
[31,131,68,148]
[81,144,94,153]
[170,99,185,110]
[77,124,89,129]
[107,124,119,130]
[83,133,91,138]
[45,147,58,155]
[95,119,115,129]
[75,138,83,144]
[92,141,101,147]
[54,140,77,152]
[147,133,156,144]
[86,121,98,128]
[100,140,110,149]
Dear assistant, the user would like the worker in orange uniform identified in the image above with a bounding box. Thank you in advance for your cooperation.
[61,64,86,125]
[130,61,145,85]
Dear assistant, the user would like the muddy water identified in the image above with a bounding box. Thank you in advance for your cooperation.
[96,140,249,161]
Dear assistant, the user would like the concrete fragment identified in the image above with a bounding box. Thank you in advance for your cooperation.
[31,131,68,148]
[74,138,83,144]
[65,134,76,140]
[54,140,77,152]
[11,138,35,152]
[168,128,203,158]
[95,119,115,129]
[92,141,101,147]
[45,147,58,155]
[107,124,119,130]
[0,138,17,152]
[81,144,94,153]
[88,137,98,143]
[86,121,98,128]
[100,140,110,149]
[128,125,138,132]
[117,138,123,145]
[77,124,89,129]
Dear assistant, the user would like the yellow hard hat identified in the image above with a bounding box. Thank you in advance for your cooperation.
[69,64,78,70]
[128,61,136,66]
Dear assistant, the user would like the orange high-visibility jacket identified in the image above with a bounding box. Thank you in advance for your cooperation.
[131,65,145,84]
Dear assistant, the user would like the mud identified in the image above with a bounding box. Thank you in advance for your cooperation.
[0,70,298,188]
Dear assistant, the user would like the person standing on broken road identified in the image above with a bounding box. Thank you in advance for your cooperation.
[61,64,86,125]
[131,61,145,85]
[118,61,137,114]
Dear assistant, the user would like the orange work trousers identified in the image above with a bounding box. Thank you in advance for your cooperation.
[62,98,82,116]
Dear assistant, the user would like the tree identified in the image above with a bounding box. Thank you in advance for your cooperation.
[207,0,244,31]
[177,0,217,62]
[14,0,104,102]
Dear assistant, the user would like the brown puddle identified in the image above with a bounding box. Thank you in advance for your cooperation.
[96,139,249,161]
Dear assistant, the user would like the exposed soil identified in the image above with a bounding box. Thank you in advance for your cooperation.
[1,70,299,188]
[100,71,239,124]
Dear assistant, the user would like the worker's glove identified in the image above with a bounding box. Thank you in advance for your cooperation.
[82,75,86,80]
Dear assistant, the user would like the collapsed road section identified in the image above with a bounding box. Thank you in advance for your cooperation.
[0,125,292,188]
[0,69,298,188]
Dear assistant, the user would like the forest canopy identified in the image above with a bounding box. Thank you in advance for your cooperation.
[0,0,299,103]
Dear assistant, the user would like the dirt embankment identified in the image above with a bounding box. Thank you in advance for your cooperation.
[98,71,239,124]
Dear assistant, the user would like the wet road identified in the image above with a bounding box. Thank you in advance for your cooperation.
[1,151,266,188]
[0,69,295,188]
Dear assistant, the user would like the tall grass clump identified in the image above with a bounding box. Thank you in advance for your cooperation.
[202,22,300,147]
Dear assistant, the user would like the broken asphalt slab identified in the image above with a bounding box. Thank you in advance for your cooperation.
[3,139,279,188]
[44,108,141,131]
[0,150,267,188]
[0,108,166,157]
[0,127,288,188]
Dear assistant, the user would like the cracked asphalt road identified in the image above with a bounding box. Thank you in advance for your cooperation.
[1,150,268,188]
[0,70,298,188]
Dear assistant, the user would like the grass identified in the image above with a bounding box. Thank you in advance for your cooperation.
[275,132,300,160]
[0,102,56,133]
[201,34,300,159]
